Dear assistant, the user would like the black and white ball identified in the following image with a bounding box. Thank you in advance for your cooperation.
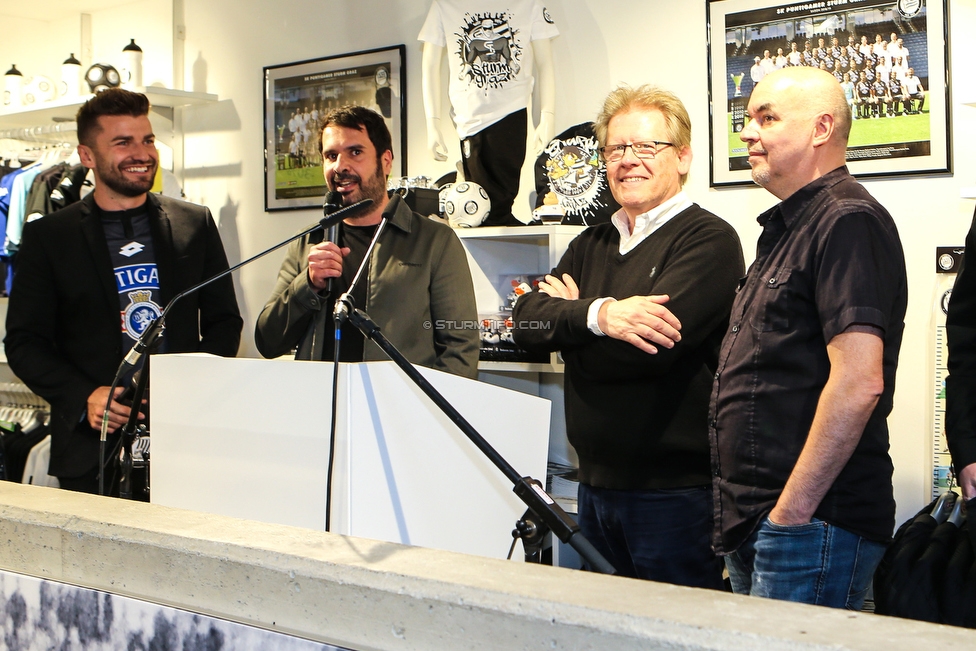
[85,63,121,93]
[443,182,490,228]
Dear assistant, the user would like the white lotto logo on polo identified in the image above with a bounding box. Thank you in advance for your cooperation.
[120,241,145,257]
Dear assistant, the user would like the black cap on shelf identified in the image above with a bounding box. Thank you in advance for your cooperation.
[123,39,143,52]
[5,64,22,76]
[63,53,81,66]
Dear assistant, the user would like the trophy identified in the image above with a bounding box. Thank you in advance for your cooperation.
[731,72,745,97]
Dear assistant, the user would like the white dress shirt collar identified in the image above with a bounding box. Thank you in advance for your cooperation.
[610,191,693,255]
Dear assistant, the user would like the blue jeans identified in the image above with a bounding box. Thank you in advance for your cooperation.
[577,483,725,589]
[725,516,887,609]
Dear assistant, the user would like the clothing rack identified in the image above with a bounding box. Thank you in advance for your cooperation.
[0,381,51,447]
[0,382,51,485]
[0,382,50,437]
[0,122,77,144]
[0,382,48,410]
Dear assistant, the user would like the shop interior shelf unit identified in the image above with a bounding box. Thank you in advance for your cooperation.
[0,87,218,129]
[455,224,586,374]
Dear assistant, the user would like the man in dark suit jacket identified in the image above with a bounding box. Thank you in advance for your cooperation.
[4,88,242,494]
[946,209,976,503]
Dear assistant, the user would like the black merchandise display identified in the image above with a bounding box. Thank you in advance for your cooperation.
[533,122,620,226]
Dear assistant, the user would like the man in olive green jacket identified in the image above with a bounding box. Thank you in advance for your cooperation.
[255,106,479,379]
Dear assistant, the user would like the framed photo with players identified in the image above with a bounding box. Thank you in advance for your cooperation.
[263,45,406,211]
[706,0,950,186]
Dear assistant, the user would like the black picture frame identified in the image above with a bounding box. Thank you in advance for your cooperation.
[263,45,406,211]
[707,0,950,186]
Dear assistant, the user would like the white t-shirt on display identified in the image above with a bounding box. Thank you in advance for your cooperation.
[419,0,559,138]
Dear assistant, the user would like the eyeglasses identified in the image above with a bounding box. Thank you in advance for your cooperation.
[598,141,673,162]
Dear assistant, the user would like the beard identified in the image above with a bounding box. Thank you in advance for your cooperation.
[97,157,157,198]
[747,154,771,188]
[329,159,388,218]
[750,166,770,187]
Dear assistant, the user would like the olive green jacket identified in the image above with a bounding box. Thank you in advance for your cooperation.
[255,197,480,379]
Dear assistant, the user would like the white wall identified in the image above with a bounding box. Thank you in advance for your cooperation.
[0,1,172,90]
[89,0,173,87]
[2,0,974,527]
[0,16,76,84]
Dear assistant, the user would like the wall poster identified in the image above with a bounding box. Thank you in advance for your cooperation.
[264,45,406,211]
[707,0,950,186]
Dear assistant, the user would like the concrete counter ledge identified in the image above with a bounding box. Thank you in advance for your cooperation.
[0,483,970,650]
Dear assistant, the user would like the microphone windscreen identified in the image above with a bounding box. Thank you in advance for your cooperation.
[324,190,343,214]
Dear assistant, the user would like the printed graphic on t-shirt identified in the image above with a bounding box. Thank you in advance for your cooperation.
[115,263,162,341]
[455,12,522,90]
[542,134,611,220]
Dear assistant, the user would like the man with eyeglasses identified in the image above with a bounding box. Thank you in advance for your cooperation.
[512,85,743,587]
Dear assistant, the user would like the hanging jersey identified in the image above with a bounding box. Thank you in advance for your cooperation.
[533,122,619,225]
[49,164,95,212]
[419,0,559,138]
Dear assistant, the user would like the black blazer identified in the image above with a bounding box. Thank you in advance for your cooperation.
[4,192,243,478]
[947,208,976,476]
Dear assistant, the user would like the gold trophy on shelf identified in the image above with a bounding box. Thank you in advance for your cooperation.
[731,72,745,98]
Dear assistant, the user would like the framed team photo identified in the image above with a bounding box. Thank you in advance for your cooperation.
[706,0,950,186]
[263,45,406,211]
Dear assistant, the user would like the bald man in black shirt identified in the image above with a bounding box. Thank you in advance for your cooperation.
[711,67,907,610]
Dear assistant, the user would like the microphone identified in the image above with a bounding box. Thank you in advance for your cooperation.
[323,190,342,292]
[323,189,342,235]
[111,196,372,388]
[334,193,401,323]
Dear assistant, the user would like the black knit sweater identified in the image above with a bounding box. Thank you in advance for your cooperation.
[513,205,744,489]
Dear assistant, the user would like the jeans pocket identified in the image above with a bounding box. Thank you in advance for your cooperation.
[763,516,825,533]
[751,516,829,603]
[756,517,827,562]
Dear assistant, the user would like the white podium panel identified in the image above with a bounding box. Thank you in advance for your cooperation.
[151,355,550,560]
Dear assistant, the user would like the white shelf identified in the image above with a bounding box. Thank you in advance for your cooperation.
[458,224,586,374]
[0,87,218,128]
[478,360,562,374]
[453,224,587,240]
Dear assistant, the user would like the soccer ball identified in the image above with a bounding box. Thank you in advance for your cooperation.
[443,182,490,228]
[85,63,121,93]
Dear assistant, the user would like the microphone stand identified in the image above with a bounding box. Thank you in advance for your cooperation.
[340,306,616,574]
[101,197,374,497]
[118,359,151,500]
[324,198,392,531]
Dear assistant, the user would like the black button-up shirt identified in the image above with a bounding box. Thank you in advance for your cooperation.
[710,167,907,554]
